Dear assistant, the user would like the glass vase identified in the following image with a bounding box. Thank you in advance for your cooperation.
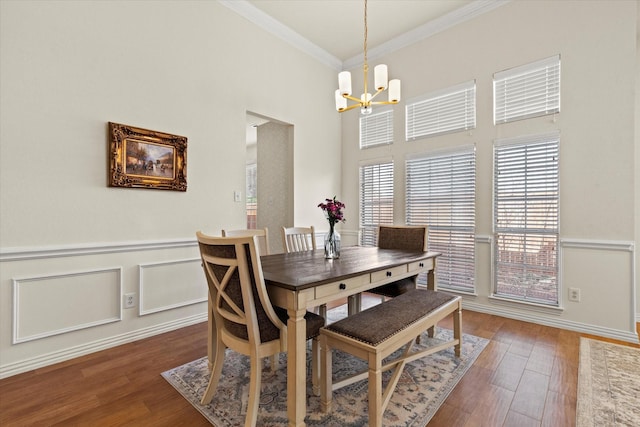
[324,223,341,259]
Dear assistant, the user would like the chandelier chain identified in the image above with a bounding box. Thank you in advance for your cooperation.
[363,0,368,65]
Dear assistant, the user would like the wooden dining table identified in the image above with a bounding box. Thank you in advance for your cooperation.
[259,245,440,427]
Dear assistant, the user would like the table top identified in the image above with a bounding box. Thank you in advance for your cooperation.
[260,246,440,291]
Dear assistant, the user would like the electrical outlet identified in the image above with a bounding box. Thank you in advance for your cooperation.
[124,293,136,309]
[234,190,242,202]
[568,287,581,302]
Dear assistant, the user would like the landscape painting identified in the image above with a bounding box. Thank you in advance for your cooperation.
[108,122,187,191]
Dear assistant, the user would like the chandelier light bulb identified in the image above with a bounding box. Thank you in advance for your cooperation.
[374,64,388,91]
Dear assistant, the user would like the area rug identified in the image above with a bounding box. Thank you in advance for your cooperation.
[162,312,488,427]
[576,338,640,426]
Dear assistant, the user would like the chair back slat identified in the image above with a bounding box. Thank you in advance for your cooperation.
[222,227,271,255]
[377,225,428,251]
[282,226,316,253]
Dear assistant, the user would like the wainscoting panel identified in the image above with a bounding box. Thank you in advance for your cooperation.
[139,258,207,315]
[13,267,122,344]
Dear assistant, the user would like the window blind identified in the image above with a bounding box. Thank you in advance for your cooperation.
[494,55,560,124]
[406,80,476,141]
[360,109,393,149]
[359,161,394,246]
[406,147,476,291]
[493,132,559,305]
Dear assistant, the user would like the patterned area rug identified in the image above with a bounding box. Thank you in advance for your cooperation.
[162,311,488,426]
[577,338,640,426]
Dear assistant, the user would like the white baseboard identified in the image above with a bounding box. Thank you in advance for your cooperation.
[463,300,640,344]
[0,313,206,379]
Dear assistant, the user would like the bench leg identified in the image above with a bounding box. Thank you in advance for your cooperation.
[368,357,383,427]
[320,335,333,412]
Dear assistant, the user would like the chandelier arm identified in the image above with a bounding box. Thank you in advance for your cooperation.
[342,94,364,103]
[338,103,363,113]
[371,100,399,106]
[368,88,385,102]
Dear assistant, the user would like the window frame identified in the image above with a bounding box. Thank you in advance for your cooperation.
[493,55,561,124]
[405,80,476,141]
[493,132,560,306]
[406,146,477,292]
[360,109,394,149]
[359,160,394,246]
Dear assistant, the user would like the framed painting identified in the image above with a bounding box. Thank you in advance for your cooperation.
[108,122,187,191]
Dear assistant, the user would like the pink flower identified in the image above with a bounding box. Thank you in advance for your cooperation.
[318,196,346,225]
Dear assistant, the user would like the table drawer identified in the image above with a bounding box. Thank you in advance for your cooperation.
[315,275,370,299]
[408,258,433,273]
[371,265,407,283]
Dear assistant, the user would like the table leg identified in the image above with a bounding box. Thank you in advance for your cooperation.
[427,263,437,338]
[287,307,307,427]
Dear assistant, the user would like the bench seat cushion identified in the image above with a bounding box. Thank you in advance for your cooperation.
[323,289,457,346]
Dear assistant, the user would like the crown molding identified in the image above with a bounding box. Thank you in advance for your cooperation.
[218,0,343,71]
[343,0,511,69]
[219,0,510,72]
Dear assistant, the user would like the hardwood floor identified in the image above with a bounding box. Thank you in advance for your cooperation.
[1,300,638,426]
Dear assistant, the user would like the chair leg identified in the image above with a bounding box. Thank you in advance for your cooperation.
[318,304,327,319]
[201,341,226,405]
[311,337,320,396]
[320,335,333,412]
[244,355,263,427]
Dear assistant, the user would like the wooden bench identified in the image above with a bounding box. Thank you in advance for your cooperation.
[319,288,462,427]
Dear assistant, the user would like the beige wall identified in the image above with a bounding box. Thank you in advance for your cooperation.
[0,0,340,377]
[340,0,639,338]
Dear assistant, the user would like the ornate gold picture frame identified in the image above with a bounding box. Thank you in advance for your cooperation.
[108,122,187,191]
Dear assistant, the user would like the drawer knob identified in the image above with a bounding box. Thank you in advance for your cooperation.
[386,271,392,277]
[339,283,346,290]
[419,262,424,267]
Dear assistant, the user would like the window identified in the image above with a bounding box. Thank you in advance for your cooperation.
[493,133,559,305]
[494,55,560,124]
[406,80,476,141]
[246,163,257,229]
[360,109,393,149]
[406,147,476,292]
[359,161,394,246]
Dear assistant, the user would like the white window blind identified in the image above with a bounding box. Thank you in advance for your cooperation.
[406,147,476,292]
[494,55,560,124]
[360,109,393,149]
[406,80,476,141]
[359,161,394,246]
[494,132,559,305]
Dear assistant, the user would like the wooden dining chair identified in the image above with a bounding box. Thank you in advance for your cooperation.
[365,225,429,306]
[281,226,328,317]
[222,227,270,256]
[281,226,316,253]
[196,232,324,427]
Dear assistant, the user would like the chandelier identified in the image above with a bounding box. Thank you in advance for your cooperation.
[334,0,401,115]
